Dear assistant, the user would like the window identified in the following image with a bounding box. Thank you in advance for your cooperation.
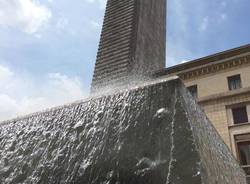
[187,85,198,98]
[235,134,250,176]
[232,106,248,124]
[228,74,242,90]
[237,141,250,166]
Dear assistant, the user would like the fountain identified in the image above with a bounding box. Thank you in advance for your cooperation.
[0,0,247,183]
[0,77,246,183]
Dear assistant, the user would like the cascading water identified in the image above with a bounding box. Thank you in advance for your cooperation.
[0,78,247,184]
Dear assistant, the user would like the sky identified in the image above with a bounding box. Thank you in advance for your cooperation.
[0,0,249,121]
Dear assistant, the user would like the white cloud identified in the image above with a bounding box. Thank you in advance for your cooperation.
[85,0,107,10]
[98,0,107,9]
[199,16,209,32]
[56,17,69,30]
[219,13,227,21]
[221,1,227,7]
[0,94,19,120]
[45,73,85,102]
[90,20,100,29]
[198,13,227,32]
[0,0,52,34]
[0,65,87,121]
[0,65,13,82]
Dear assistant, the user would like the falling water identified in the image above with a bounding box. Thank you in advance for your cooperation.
[0,78,246,184]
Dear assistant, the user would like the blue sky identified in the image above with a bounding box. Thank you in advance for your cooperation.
[0,0,249,120]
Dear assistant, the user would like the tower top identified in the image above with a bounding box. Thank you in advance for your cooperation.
[91,0,166,93]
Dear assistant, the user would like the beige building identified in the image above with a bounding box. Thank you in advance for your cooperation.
[156,44,250,177]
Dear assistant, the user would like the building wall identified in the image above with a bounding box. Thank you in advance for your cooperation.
[227,102,250,157]
[180,64,250,158]
[201,100,231,146]
[199,92,250,156]
[184,64,250,98]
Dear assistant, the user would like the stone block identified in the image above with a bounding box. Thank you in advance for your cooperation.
[0,78,246,183]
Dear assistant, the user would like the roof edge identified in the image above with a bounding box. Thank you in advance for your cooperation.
[155,44,250,76]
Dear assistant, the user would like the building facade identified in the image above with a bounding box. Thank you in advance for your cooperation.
[155,44,250,178]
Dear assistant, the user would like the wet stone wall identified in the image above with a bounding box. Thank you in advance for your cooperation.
[91,0,166,93]
[0,78,246,184]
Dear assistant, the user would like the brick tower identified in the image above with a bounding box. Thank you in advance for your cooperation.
[91,0,166,93]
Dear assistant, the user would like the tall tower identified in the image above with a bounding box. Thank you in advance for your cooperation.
[91,0,166,92]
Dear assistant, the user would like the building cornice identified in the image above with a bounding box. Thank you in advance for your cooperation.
[179,54,250,80]
[198,87,250,104]
[154,44,250,80]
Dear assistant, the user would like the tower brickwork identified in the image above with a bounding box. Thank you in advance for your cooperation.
[91,0,166,92]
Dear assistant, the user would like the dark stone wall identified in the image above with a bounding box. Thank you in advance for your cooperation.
[91,0,166,93]
[131,0,166,76]
[91,0,136,91]
[180,82,246,183]
[0,78,246,184]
